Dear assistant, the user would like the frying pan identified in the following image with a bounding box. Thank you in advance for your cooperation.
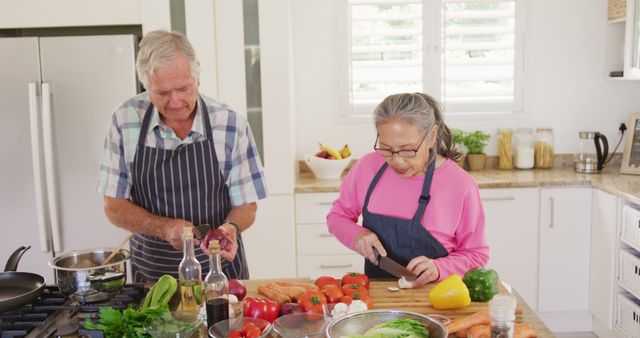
[0,246,46,312]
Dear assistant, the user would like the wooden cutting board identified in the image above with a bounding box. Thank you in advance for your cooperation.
[243,278,522,321]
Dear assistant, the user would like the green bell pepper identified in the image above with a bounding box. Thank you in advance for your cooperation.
[462,268,500,302]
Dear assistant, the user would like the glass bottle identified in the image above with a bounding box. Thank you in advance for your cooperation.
[513,128,534,169]
[178,227,203,314]
[534,128,554,169]
[497,129,514,169]
[489,294,517,338]
[204,240,229,328]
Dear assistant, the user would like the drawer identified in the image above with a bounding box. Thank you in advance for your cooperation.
[619,249,640,299]
[295,193,339,224]
[622,205,640,251]
[296,224,352,255]
[296,254,363,279]
[616,293,640,338]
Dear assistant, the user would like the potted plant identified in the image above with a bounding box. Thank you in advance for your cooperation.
[463,131,491,171]
[450,128,467,168]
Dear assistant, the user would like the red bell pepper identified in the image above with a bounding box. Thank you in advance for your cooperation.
[243,297,280,323]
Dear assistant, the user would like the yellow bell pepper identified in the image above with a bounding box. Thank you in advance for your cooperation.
[428,274,471,310]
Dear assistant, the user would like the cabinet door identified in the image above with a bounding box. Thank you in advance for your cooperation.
[589,189,618,330]
[539,187,592,312]
[243,195,297,278]
[481,188,539,309]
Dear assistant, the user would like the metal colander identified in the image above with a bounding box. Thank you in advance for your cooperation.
[325,310,448,338]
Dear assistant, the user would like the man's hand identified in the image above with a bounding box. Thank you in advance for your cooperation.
[162,219,197,250]
[353,229,386,265]
[407,256,440,287]
[217,222,238,262]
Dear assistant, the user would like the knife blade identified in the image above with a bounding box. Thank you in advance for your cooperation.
[374,249,417,281]
[194,224,211,240]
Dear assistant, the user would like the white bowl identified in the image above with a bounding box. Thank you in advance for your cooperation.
[303,154,351,180]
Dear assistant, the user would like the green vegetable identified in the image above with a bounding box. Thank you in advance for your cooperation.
[345,318,429,338]
[462,131,491,154]
[463,268,500,302]
[142,274,178,311]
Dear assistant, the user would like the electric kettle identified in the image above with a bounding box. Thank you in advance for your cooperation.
[574,131,609,173]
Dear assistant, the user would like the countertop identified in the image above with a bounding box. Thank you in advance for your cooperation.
[296,165,640,204]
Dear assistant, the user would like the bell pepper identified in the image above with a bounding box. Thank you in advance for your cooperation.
[428,274,471,310]
[243,297,280,323]
[463,268,500,302]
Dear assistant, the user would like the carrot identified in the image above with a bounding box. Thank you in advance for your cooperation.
[456,329,468,337]
[275,281,319,291]
[265,283,307,301]
[257,285,291,304]
[514,323,538,338]
[466,324,490,338]
[446,308,490,333]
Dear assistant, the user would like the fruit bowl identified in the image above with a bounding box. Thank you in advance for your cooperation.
[303,154,351,180]
[273,312,331,338]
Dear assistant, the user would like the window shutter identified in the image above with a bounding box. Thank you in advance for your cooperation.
[441,0,521,113]
[349,0,423,107]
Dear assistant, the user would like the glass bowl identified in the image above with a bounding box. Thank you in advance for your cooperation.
[272,312,331,338]
[147,311,203,338]
[208,317,272,338]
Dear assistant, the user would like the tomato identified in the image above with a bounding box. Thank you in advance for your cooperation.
[321,284,344,303]
[242,322,262,338]
[341,283,368,296]
[243,297,281,323]
[298,290,328,315]
[315,276,339,289]
[228,329,244,338]
[342,293,373,309]
[341,272,369,288]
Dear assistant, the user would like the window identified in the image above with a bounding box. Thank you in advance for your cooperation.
[344,0,524,117]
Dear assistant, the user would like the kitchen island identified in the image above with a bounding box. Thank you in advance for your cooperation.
[240,278,554,337]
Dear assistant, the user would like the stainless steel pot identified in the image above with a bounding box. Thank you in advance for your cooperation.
[49,248,131,302]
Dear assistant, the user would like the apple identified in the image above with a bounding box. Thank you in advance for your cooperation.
[315,150,329,159]
[229,279,247,301]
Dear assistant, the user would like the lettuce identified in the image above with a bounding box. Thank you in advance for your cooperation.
[344,319,429,338]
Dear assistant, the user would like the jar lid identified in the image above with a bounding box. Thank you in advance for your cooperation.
[536,127,553,132]
[515,128,532,133]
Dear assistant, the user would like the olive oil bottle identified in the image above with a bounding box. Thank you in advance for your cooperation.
[178,227,203,313]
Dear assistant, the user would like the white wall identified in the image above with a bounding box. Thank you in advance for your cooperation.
[291,0,640,158]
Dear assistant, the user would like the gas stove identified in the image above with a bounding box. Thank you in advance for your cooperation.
[0,284,147,338]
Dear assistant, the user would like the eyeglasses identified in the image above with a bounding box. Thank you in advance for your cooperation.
[373,133,428,158]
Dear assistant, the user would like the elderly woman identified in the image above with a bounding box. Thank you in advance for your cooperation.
[327,93,489,287]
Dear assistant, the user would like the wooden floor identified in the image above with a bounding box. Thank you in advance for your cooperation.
[554,332,598,338]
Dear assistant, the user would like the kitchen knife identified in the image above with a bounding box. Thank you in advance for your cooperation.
[374,249,417,281]
[195,224,211,240]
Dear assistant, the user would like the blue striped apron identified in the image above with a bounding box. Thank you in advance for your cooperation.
[362,159,448,278]
[129,97,249,283]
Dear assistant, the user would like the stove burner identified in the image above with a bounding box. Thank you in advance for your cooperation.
[0,284,147,338]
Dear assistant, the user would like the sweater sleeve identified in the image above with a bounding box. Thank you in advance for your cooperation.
[433,182,489,280]
[326,159,368,251]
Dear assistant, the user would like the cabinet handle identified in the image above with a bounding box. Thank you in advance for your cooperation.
[317,202,333,206]
[320,263,352,269]
[549,196,554,228]
[319,233,334,238]
[482,196,515,202]
[637,220,640,229]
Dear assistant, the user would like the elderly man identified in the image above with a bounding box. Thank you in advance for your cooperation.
[97,30,266,282]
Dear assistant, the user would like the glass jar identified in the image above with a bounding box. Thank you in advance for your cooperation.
[497,129,514,169]
[513,128,534,169]
[489,294,517,338]
[534,128,554,169]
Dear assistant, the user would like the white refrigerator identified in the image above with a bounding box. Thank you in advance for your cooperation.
[0,35,138,283]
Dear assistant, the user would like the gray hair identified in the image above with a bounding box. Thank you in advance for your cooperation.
[136,30,200,89]
[373,93,461,160]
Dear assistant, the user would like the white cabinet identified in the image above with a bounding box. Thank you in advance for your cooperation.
[589,189,619,333]
[295,193,363,279]
[480,188,539,309]
[243,195,297,279]
[538,187,592,332]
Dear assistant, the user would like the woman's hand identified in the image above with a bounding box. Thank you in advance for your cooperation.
[407,256,440,287]
[353,229,387,265]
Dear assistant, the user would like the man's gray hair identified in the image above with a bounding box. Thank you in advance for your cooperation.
[136,30,200,89]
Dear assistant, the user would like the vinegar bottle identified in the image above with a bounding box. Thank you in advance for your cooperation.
[178,227,203,314]
[204,240,229,328]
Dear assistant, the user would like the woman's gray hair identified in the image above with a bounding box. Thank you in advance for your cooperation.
[373,92,461,160]
[136,30,200,89]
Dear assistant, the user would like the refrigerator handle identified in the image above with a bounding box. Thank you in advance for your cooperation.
[28,83,51,253]
[41,82,63,252]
